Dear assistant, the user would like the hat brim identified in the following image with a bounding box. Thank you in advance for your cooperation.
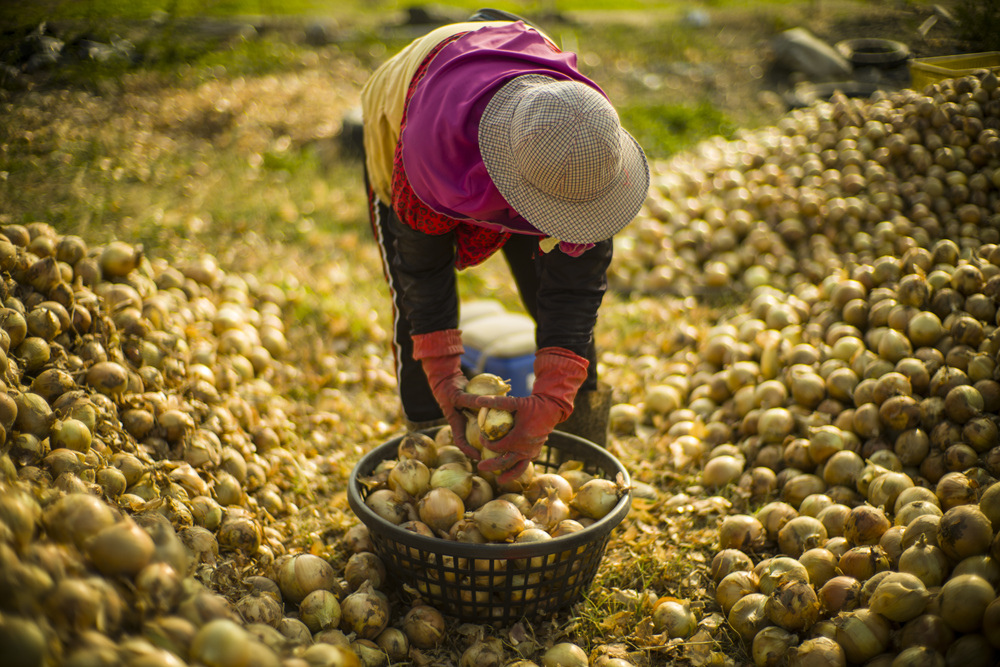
[479,75,650,245]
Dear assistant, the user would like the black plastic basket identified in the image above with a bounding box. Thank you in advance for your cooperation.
[347,429,632,624]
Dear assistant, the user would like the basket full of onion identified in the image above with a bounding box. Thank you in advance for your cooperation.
[347,426,632,624]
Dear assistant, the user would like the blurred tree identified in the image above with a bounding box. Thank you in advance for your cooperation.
[954,0,1000,51]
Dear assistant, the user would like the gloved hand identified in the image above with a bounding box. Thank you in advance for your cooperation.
[411,329,481,460]
[468,347,589,484]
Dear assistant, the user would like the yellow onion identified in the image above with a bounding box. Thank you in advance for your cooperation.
[464,475,493,510]
[189,619,251,667]
[527,489,571,532]
[844,504,891,546]
[938,573,995,633]
[525,472,574,504]
[818,575,861,615]
[460,638,504,667]
[429,465,474,500]
[716,570,759,614]
[711,548,754,583]
[375,627,409,663]
[899,536,951,587]
[752,625,799,667]
[816,503,851,538]
[838,545,891,581]
[571,478,623,520]
[417,487,465,535]
[867,571,929,622]
[766,579,820,631]
[757,556,809,595]
[276,553,336,604]
[651,597,697,638]
[777,516,828,558]
[982,597,1000,649]
[897,614,955,654]
[340,581,389,640]
[718,514,765,552]
[727,593,769,643]
[298,589,341,633]
[470,499,525,542]
[85,519,155,577]
[891,646,946,667]
[478,407,514,440]
[397,432,437,467]
[952,555,1000,588]
[937,504,993,562]
[401,604,445,649]
[895,501,943,527]
[935,472,977,510]
[343,552,385,591]
[834,608,892,664]
[756,501,799,541]
[799,547,839,587]
[388,458,431,498]
[786,636,846,667]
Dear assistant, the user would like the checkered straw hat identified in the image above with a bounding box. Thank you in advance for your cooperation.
[479,75,650,244]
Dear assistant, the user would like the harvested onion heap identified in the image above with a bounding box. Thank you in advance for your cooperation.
[0,223,399,666]
[613,69,1000,667]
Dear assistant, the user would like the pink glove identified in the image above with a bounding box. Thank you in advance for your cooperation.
[411,329,480,460]
[470,348,589,484]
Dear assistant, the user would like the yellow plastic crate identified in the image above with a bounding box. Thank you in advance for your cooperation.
[909,51,1000,90]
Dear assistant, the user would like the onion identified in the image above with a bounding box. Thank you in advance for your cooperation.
[375,627,409,663]
[652,597,698,638]
[816,503,851,538]
[799,547,839,587]
[899,535,951,587]
[429,465,474,500]
[710,548,754,582]
[844,504,891,545]
[938,573,995,633]
[936,472,977,510]
[716,570,759,614]
[834,608,892,664]
[952,554,1000,588]
[786,636,846,667]
[838,545,891,581]
[471,499,525,542]
[818,575,861,615]
[460,638,504,667]
[756,501,799,541]
[397,432,437,467]
[277,553,336,604]
[571,478,623,520]
[364,489,409,525]
[388,458,431,498]
[417,487,465,535]
[344,552,386,591]
[541,643,588,667]
[718,514,765,552]
[937,504,993,561]
[943,634,997,667]
[895,500,943,527]
[867,571,929,622]
[189,619,251,667]
[298,589,341,633]
[777,516,828,558]
[525,473,574,504]
[979,481,1000,528]
[897,614,955,654]
[402,604,445,649]
[703,455,745,488]
[752,625,799,667]
[340,581,389,640]
[527,490,571,532]
[85,519,155,577]
[766,579,820,631]
[727,592,769,643]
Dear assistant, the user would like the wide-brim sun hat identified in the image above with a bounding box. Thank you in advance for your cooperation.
[479,74,650,245]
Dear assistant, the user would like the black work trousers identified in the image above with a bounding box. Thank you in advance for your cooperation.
[365,185,598,423]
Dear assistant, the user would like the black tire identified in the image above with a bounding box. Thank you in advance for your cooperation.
[835,38,911,67]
